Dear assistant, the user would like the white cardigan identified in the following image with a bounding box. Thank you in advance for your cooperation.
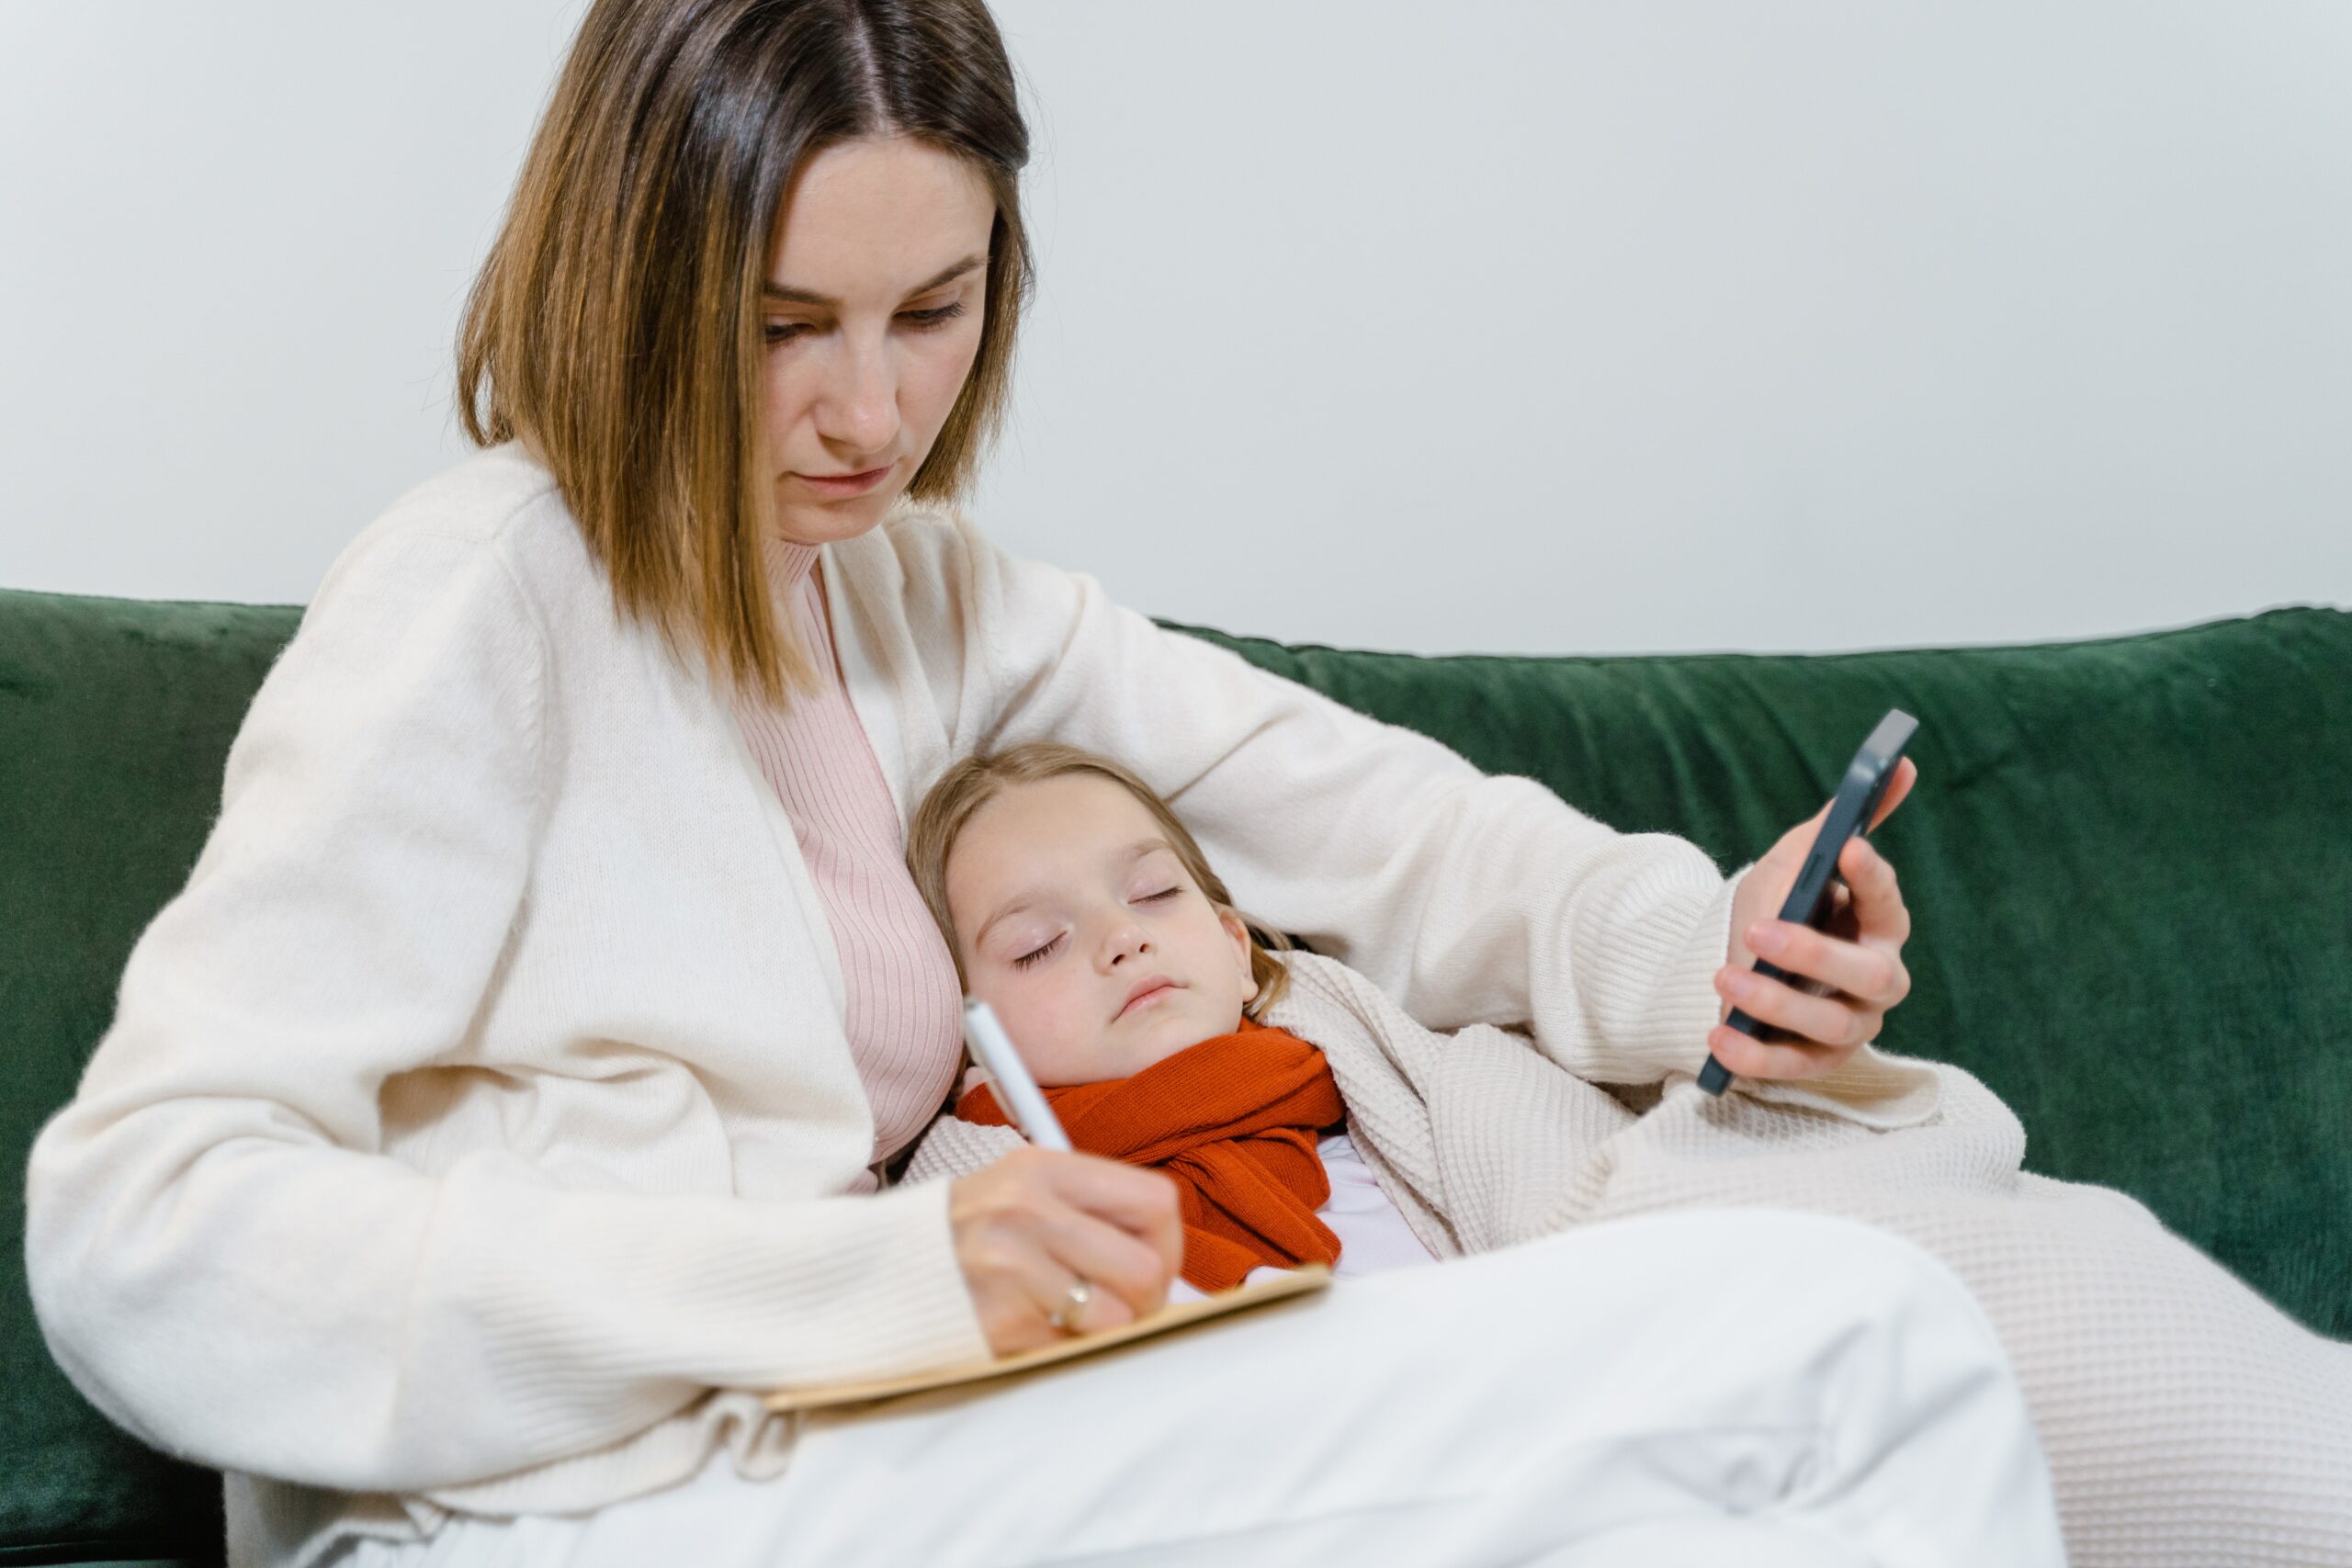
[24,446,1737,1562]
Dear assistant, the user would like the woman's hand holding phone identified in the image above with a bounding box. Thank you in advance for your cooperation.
[1707,755,1920,1084]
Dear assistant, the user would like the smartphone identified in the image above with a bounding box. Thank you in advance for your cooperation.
[1697,708,1918,1097]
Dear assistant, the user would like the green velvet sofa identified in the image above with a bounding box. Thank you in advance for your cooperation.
[6,584,2346,1567]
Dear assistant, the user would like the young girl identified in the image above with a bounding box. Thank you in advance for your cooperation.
[905,739,1440,1300]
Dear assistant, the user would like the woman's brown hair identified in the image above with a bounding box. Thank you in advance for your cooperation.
[907,742,1295,1021]
[457,0,1032,706]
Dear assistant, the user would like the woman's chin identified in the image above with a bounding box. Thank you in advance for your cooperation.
[771,490,897,548]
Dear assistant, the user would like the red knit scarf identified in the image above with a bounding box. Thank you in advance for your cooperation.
[956,1017,1347,1292]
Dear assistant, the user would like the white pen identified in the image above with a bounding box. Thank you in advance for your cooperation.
[960,999,1072,1153]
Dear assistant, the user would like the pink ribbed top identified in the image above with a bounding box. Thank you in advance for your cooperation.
[733,536,966,1194]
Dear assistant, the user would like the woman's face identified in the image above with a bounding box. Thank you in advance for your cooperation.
[760,135,997,548]
[946,774,1261,1089]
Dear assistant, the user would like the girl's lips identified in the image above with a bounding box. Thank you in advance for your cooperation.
[795,463,892,498]
[1117,983,1179,1020]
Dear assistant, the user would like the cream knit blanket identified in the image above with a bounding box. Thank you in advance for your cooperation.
[909,951,2352,1567]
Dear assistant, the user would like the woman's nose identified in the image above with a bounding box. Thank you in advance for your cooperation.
[815,338,899,456]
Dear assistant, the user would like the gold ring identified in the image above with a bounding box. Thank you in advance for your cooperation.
[1047,1277,1093,1335]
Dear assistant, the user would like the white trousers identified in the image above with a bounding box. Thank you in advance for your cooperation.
[331,1209,2065,1568]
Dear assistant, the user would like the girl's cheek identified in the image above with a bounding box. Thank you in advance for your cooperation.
[1022,1020,1085,1089]
[1037,997,1105,1081]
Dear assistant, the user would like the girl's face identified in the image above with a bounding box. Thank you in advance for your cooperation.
[946,774,1261,1089]
[760,135,996,548]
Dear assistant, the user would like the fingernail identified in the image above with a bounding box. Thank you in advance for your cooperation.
[1747,923,1786,956]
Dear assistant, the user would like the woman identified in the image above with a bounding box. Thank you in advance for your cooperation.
[23,3,2075,1565]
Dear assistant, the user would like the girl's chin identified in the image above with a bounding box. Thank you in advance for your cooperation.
[1128,1021,1223,1072]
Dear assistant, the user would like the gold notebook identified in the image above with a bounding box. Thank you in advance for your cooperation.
[764,1265,1332,1415]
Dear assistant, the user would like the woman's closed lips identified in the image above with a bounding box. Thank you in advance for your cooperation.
[795,463,894,497]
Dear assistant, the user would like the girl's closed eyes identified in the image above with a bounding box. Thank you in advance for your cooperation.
[1013,886,1182,970]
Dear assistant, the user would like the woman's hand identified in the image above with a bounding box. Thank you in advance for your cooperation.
[949,1146,1183,1356]
[1709,758,1919,1083]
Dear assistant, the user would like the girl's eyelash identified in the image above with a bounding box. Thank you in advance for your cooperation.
[762,300,966,346]
[1008,890,1181,970]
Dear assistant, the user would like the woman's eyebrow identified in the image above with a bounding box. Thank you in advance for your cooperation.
[972,839,1175,951]
[762,254,984,309]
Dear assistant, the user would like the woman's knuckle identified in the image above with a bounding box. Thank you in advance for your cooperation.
[1122,1168,1178,1218]
[978,1190,1034,1231]
[1039,1209,1091,1261]
[1112,1239,1165,1299]
[1722,1033,1761,1076]
[1148,1176,1182,1217]
[967,1241,1019,1279]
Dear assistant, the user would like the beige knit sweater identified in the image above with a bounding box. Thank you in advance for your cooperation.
[910,952,2352,1568]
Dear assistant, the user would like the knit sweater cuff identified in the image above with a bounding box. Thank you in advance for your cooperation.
[1587,861,1750,1083]
[742,1178,992,1393]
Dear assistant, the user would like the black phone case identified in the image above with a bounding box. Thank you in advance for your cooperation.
[1697,708,1917,1097]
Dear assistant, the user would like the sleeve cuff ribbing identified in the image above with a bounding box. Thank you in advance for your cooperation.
[1571,859,1749,1084]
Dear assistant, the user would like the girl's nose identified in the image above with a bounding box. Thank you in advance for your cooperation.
[1101,919,1152,968]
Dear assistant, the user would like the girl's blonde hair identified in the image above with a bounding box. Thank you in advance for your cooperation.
[906,741,1294,1021]
[456,0,1033,709]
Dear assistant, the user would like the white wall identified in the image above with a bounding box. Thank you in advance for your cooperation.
[4,2,2346,654]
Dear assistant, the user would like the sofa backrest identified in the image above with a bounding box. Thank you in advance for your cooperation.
[1179,604,2352,1343]
[4,589,296,1566]
[6,584,2347,1565]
